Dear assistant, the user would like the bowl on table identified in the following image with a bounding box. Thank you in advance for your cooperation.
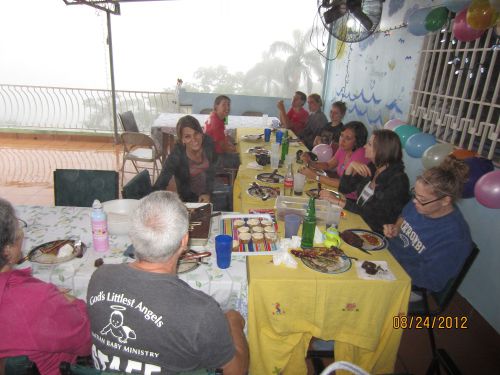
[102,199,139,235]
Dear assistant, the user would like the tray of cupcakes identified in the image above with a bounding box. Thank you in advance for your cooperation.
[220,214,279,255]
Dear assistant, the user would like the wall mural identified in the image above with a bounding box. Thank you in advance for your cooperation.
[324,0,428,130]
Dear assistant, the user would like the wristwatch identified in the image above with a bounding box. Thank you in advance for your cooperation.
[316,175,321,182]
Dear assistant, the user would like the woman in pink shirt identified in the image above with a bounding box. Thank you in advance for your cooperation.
[299,121,369,199]
[0,198,91,375]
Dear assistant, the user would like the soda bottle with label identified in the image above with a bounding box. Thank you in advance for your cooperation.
[284,162,294,196]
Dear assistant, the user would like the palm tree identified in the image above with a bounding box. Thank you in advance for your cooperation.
[243,55,286,97]
[269,29,325,94]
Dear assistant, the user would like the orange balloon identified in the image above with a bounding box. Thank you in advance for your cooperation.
[450,148,477,159]
[467,0,498,30]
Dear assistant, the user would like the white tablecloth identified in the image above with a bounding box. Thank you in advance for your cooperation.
[14,205,248,317]
[152,113,279,135]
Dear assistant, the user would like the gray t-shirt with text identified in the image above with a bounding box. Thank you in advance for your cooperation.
[87,264,235,374]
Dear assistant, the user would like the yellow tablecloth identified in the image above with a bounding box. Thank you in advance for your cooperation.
[234,128,411,374]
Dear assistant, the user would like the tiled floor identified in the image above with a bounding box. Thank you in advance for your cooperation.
[1,133,499,375]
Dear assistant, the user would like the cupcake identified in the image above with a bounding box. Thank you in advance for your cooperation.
[233,219,245,228]
[252,232,264,244]
[247,218,260,228]
[264,226,275,233]
[239,232,251,244]
[237,226,250,234]
[265,232,278,243]
[252,226,264,233]
[232,240,240,252]
[261,219,273,227]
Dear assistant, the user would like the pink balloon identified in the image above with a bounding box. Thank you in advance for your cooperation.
[453,8,486,41]
[384,119,406,131]
[312,144,334,162]
[474,170,500,209]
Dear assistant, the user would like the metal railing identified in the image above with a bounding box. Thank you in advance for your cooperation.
[0,84,179,133]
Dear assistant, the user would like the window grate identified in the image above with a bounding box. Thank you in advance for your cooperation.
[409,18,499,165]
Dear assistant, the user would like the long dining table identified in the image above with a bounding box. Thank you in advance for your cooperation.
[235,127,412,374]
[14,205,248,317]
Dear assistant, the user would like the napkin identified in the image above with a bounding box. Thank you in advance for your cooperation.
[355,261,396,281]
[272,237,300,268]
[247,161,264,170]
[314,226,324,244]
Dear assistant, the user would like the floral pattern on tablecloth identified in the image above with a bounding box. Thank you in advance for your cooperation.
[14,205,248,318]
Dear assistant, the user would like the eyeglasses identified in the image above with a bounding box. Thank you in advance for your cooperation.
[410,187,446,206]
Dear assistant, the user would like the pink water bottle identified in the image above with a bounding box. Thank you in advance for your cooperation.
[91,199,109,252]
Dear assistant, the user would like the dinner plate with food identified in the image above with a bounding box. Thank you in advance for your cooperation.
[241,134,263,142]
[23,239,80,264]
[256,172,284,184]
[247,183,279,200]
[290,247,352,274]
[340,229,387,252]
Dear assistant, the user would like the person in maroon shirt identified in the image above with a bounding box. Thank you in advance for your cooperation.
[276,91,309,137]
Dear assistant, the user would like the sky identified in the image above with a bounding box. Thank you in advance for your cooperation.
[0,0,320,92]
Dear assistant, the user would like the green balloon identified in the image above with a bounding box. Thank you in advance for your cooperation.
[394,125,421,147]
[425,7,448,32]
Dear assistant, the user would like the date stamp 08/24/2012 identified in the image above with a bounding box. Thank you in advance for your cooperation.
[393,315,468,329]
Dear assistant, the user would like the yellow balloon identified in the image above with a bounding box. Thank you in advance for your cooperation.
[467,0,498,29]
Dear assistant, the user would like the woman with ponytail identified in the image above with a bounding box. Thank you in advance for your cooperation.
[384,156,472,294]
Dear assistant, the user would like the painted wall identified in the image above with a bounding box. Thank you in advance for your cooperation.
[323,0,500,332]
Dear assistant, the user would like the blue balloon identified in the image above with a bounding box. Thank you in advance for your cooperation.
[442,0,471,13]
[405,133,437,158]
[463,157,494,198]
[408,8,432,36]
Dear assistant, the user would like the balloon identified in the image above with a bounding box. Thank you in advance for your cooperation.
[474,170,500,208]
[443,0,471,13]
[312,143,334,162]
[462,157,494,198]
[450,148,477,159]
[405,133,437,158]
[408,8,433,36]
[453,9,486,41]
[384,119,406,131]
[425,7,449,31]
[394,125,421,147]
[467,0,498,30]
[422,143,454,169]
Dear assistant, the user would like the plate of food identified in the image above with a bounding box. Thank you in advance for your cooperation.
[25,240,79,264]
[340,229,387,251]
[241,134,263,142]
[177,250,211,274]
[306,188,341,199]
[256,172,284,184]
[247,183,280,200]
[247,146,270,155]
[291,247,351,274]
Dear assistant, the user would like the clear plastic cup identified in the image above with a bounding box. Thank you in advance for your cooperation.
[284,214,302,238]
[293,173,306,196]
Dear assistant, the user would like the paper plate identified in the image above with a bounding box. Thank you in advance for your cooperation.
[28,240,77,264]
[342,229,387,251]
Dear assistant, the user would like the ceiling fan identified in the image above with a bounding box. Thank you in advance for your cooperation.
[318,0,384,43]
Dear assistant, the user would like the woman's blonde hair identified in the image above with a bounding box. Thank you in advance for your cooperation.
[417,156,469,203]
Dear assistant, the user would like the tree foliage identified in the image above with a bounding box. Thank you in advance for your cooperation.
[183,29,325,97]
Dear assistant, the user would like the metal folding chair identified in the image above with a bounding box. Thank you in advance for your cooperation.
[120,132,161,189]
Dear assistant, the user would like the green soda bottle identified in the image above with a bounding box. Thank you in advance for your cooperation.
[280,130,289,162]
[301,196,316,249]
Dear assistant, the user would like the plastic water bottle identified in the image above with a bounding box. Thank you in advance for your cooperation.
[91,199,109,252]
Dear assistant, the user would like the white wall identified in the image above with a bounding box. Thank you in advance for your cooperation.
[323,0,500,332]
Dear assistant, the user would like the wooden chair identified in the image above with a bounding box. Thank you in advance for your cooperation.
[120,132,161,189]
[54,169,119,207]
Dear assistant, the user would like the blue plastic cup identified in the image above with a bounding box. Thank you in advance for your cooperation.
[284,214,302,238]
[215,234,233,269]
[276,130,283,144]
[264,128,272,142]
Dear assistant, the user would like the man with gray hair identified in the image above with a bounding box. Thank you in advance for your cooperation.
[87,191,248,374]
